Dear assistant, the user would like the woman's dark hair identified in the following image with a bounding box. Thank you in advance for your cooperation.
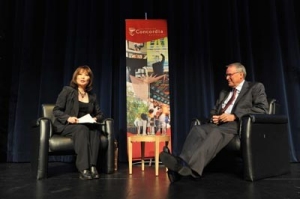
[70,65,94,91]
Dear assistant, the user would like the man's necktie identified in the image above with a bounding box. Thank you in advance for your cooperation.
[221,88,237,113]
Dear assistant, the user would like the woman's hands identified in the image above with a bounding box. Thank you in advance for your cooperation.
[68,116,97,124]
[68,116,78,124]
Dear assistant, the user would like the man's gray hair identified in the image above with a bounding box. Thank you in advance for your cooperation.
[227,62,247,78]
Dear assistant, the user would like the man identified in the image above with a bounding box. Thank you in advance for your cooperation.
[159,62,269,182]
[152,53,165,76]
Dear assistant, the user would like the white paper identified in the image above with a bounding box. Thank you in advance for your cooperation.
[77,114,96,123]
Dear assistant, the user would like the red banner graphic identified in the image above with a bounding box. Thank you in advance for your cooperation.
[126,19,168,43]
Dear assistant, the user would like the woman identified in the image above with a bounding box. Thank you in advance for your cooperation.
[53,65,104,180]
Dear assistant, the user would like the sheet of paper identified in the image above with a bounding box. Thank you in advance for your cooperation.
[77,114,96,123]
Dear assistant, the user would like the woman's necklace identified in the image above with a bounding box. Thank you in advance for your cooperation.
[78,90,86,98]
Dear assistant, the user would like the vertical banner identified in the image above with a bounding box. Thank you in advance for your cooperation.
[125,19,170,155]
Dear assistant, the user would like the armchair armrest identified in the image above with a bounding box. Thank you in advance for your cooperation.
[98,118,115,174]
[100,118,114,135]
[242,114,288,124]
[31,117,52,179]
[190,117,210,129]
[240,114,290,181]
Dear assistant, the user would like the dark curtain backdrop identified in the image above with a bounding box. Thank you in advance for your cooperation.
[1,0,299,163]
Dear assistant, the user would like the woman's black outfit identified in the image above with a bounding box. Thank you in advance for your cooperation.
[53,86,104,172]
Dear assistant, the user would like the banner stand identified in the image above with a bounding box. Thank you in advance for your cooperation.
[125,19,171,160]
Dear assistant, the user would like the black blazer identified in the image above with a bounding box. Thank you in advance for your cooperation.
[53,86,104,133]
[211,81,269,122]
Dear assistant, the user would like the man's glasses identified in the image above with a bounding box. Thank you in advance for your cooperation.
[225,72,240,78]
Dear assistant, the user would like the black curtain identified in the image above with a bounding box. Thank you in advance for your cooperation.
[1,0,299,163]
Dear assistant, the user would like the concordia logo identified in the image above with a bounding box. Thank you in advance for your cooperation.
[128,27,164,37]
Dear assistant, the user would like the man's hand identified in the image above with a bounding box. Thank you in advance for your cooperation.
[211,115,220,124]
[212,114,236,124]
[219,113,236,123]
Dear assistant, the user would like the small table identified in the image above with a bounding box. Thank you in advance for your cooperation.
[127,134,171,176]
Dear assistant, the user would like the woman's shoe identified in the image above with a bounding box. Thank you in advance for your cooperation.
[79,169,93,180]
[90,166,100,179]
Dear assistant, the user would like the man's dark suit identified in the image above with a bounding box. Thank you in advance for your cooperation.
[152,54,165,76]
[179,81,269,176]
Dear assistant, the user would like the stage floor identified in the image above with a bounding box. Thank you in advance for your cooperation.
[0,161,299,199]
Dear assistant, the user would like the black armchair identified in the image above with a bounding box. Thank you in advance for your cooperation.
[193,99,290,181]
[31,104,116,180]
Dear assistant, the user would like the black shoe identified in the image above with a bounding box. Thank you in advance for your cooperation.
[159,151,192,176]
[162,146,181,183]
[79,169,93,180]
[90,166,100,179]
[163,146,170,154]
[167,169,182,183]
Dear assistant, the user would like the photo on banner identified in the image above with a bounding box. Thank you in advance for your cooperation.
[125,19,170,150]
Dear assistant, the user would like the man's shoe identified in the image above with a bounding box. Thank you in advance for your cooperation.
[162,146,181,183]
[159,151,192,176]
[163,146,171,154]
[90,166,100,179]
[167,169,182,183]
[79,169,93,180]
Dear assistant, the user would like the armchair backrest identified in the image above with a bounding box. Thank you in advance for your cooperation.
[42,104,55,123]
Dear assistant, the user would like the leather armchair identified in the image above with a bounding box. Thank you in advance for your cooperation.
[193,99,290,181]
[31,104,115,180]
